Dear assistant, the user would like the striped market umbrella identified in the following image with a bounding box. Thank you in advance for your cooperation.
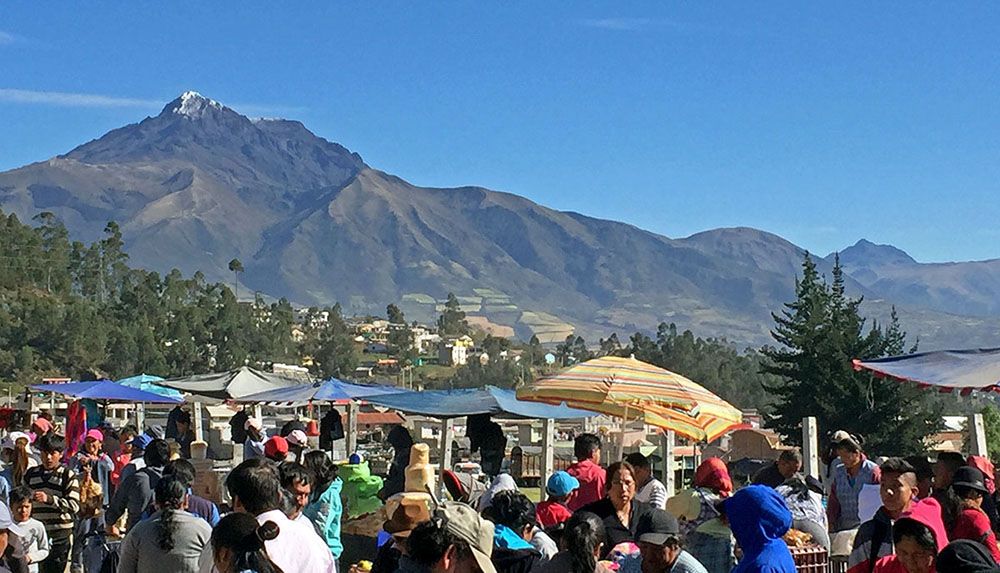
[516,355,742,442]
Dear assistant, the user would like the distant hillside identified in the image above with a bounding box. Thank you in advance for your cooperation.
[1,92,998,348]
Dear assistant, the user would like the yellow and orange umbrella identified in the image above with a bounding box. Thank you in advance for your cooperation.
[516,355,742,442]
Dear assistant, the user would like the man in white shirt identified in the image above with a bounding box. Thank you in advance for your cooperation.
[224,458,334,573]
[627,452,668,510]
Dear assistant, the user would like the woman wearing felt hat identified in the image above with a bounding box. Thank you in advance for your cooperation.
[950,466,1000,563]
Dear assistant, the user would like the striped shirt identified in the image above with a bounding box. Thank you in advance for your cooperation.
[25,464,80,539]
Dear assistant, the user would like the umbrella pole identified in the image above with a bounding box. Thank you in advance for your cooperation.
[619,404,628,459]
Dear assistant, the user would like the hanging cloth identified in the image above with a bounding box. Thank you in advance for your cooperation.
[64,399,88,462]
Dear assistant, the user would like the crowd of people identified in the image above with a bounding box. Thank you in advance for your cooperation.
[0,410,345,573]
[367,429,1000,573]
[1,410,1000,573]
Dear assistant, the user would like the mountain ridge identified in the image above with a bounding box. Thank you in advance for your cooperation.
[2,92,999,348]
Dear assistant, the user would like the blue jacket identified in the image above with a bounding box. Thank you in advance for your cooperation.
[304,477,343,558]
[724,485,796,573]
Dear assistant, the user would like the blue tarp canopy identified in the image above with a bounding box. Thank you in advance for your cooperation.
[115,374,182,400]
[30,380,183,404]
[854,347,1000,394]
[234,378,402,405]
[365,386,595,419]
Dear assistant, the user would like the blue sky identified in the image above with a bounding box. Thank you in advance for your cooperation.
[2,4,999,262]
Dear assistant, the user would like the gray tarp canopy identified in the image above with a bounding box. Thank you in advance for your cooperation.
[158,366,310,400]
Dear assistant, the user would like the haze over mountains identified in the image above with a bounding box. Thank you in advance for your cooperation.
[1,92,998,348]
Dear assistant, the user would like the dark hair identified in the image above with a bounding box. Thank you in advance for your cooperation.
[176,411,192,425]
[836,439,861,454]
[155,476,188,551]
[226,458,282,514]
[120,424,139,437]
[880,457,915,476]
[485,490,536,531]
[937,452,966,474]
[387,425,414,450]
[301,450,337,504]
[574,433,601,460]
[407,517,473,567]
[605,461,636,492]
[779,449,803,464]
[904,456,934,480]
[624,452,650,470]
[278,462,313,489]
[9,485,32,506]
[954,485,985,500]
[144,438,171,468]
[892,517,938,553]
[563,511,605,573]
[38,433,65,454]
[165,459,197,488]
[881,457,917,487]
[211,512,283,573]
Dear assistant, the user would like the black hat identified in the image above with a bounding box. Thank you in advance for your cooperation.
[805,475,824,496]
[636,509,680,545]
[953,466,989,494]
[937,539,997,572]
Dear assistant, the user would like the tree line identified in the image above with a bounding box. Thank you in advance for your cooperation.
[0,211,358,384]
[1,210,953,452]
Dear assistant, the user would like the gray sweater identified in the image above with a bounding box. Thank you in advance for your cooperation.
[117,509,212,573]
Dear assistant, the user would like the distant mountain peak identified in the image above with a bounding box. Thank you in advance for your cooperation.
[162,91,226,119]
[835,238,916,266]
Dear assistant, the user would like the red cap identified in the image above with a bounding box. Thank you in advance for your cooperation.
[264,436,289,460]
[32,418,52,434]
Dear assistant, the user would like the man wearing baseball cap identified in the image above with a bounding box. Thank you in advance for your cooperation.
[118,433,152,485]
[403,501,496,573]
[264,436,290,463]
[636,509,707,573]
[536,471,578,529]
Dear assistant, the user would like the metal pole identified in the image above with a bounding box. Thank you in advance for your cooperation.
[661,430,676,497]
[137,403,146,431]
[541,418,555,500]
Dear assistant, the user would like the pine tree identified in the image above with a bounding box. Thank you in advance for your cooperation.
[763,254,942,454]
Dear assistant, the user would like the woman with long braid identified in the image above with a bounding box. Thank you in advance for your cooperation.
[211,513,284,573]
[117,476,212,573]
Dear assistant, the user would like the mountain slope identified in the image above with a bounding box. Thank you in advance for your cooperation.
[1,92,999,348]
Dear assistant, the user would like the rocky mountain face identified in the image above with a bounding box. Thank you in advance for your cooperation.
[1,92,998,348]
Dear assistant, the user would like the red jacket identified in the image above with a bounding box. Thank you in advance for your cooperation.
[566,460,605,511]
[953,507,1000,563]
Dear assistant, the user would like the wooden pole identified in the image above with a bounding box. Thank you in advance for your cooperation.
[970,413,988,456]
[137,403,146,431]
[346,402,358,457]
[802,416,820,478]
[192,401,204,443]
[540,418,555,500]
[440,418,454,492]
